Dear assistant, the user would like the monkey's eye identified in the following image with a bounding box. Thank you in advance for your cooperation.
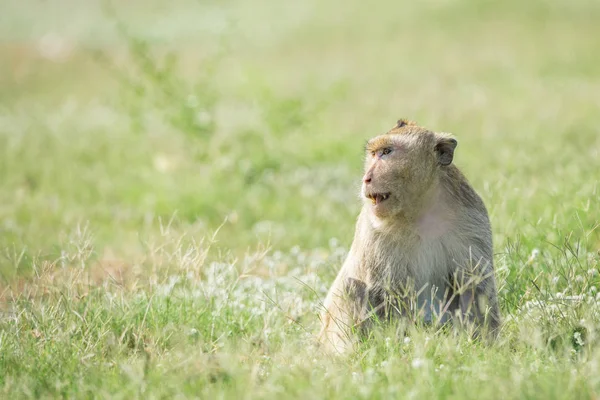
[381,147,393,156]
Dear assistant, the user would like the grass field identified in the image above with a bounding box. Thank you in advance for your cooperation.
[1,0,600,398]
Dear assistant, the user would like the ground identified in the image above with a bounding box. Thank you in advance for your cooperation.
[1,0,600,398]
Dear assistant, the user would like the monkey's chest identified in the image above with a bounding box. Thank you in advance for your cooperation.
[365,240,450,287]
[363,241,453,322]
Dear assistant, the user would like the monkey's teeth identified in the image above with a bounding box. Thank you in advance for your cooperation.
[371,197,377,205]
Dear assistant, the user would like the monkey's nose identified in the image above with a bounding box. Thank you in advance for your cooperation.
[363,169,374,184]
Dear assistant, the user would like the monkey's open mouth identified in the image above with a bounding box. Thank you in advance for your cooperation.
[366,192,391,205]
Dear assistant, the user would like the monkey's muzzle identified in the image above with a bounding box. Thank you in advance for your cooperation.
[365,192,391,205]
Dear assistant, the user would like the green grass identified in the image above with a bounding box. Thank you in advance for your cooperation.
[1,0,600,398]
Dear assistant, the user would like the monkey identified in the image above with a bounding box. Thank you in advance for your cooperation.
[318,119,501,353]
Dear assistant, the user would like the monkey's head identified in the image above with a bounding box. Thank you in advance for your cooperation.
[362,119,457,220]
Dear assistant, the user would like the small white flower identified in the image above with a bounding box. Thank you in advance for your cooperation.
[527,249,540,265]
[411,358,425,369]
[403,337,411,344]
[328,238,339,248]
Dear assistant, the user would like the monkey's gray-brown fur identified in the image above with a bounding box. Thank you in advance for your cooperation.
[319,120,501,353]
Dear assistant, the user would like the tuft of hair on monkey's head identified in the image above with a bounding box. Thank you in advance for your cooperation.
[383,118,429,138]
[394,119,418,129]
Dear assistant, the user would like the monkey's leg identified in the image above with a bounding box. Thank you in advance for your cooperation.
[344,278,386,337]
[418,284,457,326]
[319,276,368,353]
[453,271,501,339]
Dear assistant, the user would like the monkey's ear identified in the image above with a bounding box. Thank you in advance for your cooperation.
[435,136,458,166]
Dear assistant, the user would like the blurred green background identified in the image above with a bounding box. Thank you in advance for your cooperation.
[1,1,600,398]
[2,0,598,272]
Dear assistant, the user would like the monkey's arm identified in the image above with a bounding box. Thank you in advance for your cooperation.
[319,257,368,353]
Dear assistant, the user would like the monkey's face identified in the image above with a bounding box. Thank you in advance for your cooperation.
[362,129,457,220]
